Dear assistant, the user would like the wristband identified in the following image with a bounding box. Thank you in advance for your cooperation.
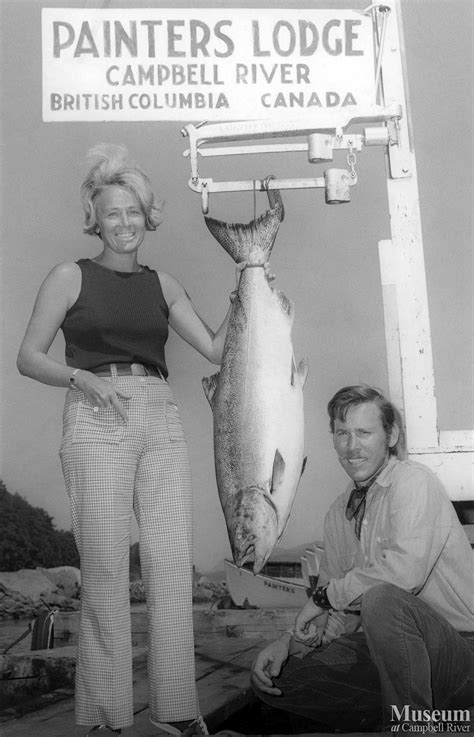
[69,368,80,388]
[311,584,331,609]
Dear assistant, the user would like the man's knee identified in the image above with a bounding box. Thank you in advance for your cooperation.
[361,583,410,628]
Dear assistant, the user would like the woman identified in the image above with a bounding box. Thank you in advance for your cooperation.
[17,144,262,737]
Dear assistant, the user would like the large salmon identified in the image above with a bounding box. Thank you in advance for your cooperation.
[203,189,308,574]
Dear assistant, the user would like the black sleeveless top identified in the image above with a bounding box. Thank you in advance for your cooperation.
[61,259,169,377]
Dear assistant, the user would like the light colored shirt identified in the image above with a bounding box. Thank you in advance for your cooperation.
[322,457,473,633]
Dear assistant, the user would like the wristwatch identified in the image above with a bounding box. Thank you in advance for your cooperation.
[312,584,331,609]
[69,368,80,388]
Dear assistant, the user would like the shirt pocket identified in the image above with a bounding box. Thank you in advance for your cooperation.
[165,400,185,442]
[71,401,128,445]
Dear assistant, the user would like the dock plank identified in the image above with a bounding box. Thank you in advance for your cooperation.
[52,609,298,648]
[0,637,265,737]
[195,637,264,731]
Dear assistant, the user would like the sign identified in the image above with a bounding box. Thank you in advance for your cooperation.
[42,8,375,122]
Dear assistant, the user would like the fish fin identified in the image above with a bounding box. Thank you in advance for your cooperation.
[269,448,286,495]
[290,356,308,388]
[297,358,309,388]
[301,456,308,477]
[202,372,219,408]
[290,356,297,387]
[204,199,284,265]
[275,290,294,320]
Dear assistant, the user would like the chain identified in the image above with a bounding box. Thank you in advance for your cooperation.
[347,141,357,179]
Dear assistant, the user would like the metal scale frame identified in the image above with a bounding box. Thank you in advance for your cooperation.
[181,0,472,501]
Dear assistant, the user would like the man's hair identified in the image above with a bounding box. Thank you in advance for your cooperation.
[327,385,405,457]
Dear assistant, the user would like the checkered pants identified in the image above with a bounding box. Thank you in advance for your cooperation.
[60,373,199,729]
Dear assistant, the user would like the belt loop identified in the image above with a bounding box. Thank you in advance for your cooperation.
[110,363,118,380]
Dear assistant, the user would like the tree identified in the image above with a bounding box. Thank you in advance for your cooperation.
[0,480,79,570]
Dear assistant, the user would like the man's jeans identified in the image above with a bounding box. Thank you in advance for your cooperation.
[254,584,474,732]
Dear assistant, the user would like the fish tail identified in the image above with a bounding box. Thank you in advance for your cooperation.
[204,195,284,265]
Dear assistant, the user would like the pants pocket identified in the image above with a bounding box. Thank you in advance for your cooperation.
[165,400,185,442]
[71,401,128,444]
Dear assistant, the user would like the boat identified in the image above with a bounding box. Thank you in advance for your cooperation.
[224,542,323,609]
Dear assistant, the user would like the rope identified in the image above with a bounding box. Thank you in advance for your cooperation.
[374,7,391,104]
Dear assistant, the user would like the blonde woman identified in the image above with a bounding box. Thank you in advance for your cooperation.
[18,144,246,736]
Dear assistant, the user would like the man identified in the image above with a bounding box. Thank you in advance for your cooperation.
[251,385,473,733]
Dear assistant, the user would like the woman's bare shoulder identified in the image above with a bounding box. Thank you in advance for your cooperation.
[40,261,82,303]
[47,261,81,279]
[157,270,186,305]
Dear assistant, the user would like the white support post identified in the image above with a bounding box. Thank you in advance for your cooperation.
[379,1,473,499]
[378,239,404,416]
[380,1,439,451]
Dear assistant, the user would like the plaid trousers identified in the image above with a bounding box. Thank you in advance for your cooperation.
[60,372,199,729]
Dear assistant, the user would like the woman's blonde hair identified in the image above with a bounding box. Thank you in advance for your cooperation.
[80,143,163,236]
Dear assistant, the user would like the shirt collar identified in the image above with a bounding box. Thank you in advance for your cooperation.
[344,455,398,495]
[372,455,398,489]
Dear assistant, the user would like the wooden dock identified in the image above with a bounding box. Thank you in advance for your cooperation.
[1,635,265,737]
[0,608,399,736]
[0,607,294,737]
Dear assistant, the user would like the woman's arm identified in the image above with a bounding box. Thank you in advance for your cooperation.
[17,262,130,418]
[159,272,232,365]
[17,262,82,386]
[160,263,274,364]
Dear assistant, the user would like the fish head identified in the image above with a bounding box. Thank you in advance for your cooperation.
[227,487,279,575]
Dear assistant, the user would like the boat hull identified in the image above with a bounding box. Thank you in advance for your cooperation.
[225,559,308,609]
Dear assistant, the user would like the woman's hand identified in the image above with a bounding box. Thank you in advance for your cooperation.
[161,262,276,366]
[264,261,276,283]
[72,370,131,422]
[235,260,275,287]
[231,261,275,302]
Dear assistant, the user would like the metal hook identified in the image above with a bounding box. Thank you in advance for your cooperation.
[262,175,285,221]
[201,182,209,215]
[361,2,391,14]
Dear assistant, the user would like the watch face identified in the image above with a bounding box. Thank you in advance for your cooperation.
[70,369,79,386]
[312,585,330,609]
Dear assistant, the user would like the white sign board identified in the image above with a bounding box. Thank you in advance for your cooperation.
[42,8,375,122]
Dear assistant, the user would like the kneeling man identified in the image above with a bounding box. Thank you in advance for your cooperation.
[251,385,473,733]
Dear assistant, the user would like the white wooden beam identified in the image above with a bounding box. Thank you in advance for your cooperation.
[380,2,439,451]
[408,451,474,502]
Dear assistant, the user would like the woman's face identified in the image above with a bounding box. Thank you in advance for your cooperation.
[95,185,146,256]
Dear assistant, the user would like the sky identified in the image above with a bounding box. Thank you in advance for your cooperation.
[0,0,472,572]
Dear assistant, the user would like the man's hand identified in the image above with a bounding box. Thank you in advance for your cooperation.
[294,597,324,642]
[250,635,290,695]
